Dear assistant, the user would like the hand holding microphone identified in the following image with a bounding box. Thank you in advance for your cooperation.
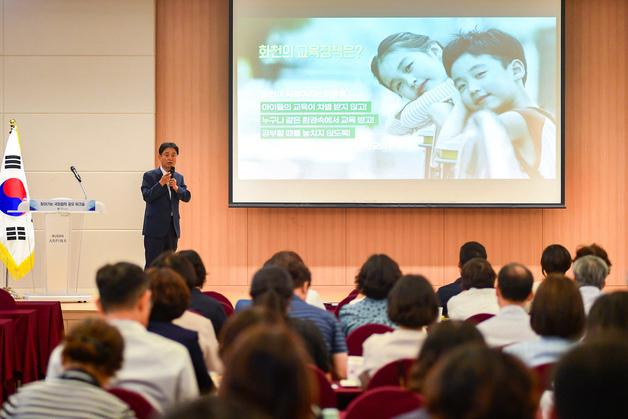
[168,167,179,192]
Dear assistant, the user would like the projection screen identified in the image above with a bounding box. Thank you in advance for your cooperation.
[230,0,564,207]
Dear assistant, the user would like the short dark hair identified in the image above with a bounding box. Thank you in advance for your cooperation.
[459,241,487,268]
[249,266,294,315]
[460,258,496,290]
[572,255,608,289]
[263,251,311,290]
[443,29,528,84]
[586,292,628,339]
[540,244,572,275]
[159,142,179,155]
[355,254,402,300]
[574,243,612,270]
[387,275,439,328]
[147,267,190,322]
[151,251,198,289]
[497,263,534,302]
[179,250,208,288]
[96,262,149,312]
[425,345,538,419]
[554,335,628,419]
[62,318,124,378]
[408,320,485,393]
[530,275,585,339]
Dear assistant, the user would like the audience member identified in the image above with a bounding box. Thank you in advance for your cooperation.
[437,241,488,317]
[505,275,585,367]
[218,307,281,360]
[540,244,571,277]
[152,251,227,335]
[46,262,198,412]
[572,255,608,313]
[552,335,628,419]
[424,346,538,419]
[146,267,214,393]
[161,395,269,419]
[339,254,401,334]
[249,265,332,374]
[2,318,134,418]
[586,291,628,339]
[447,258,498,320]
[573,243,612,272]
[407,320,486,394]
[360,275,439,384]
[478,263,538,347]
[264,251,348,378]
[220,326,315,419]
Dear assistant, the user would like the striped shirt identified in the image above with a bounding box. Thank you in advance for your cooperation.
[1,370,135,418]
[289,296,347,354]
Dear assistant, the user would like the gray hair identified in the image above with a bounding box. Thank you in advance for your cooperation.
[573,255,608,289]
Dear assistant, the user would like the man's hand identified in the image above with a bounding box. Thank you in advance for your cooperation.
[169,177,179,192]
[159,172,172,186]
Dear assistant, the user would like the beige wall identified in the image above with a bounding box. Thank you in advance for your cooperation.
[3,0,155,292]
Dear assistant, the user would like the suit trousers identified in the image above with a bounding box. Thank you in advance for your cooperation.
[144,217,178,268]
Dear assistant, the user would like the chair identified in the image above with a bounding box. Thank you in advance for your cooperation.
[366,358,415,390]
[334,288,360,318]
[109,387,157,419]
[532,362,556,391]
[346,324,394,356]
[202,291,234,316]
[308,365,337,409]
[465,313,495,324]
[343,386,423,419]
[0,289,17,309]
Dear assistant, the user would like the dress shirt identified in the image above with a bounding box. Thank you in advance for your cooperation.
[436,278,463,318]
[174,310,222,373]
[190,288,227,336]
[339,297,396,336]
[579,286,601,314]
[46,319,198,412]
[159,166,172,200]
[504,336,576,367]
[446,287,499,320]
[289,295,347,354]
[361,328,427,378]
[477,305,538,347]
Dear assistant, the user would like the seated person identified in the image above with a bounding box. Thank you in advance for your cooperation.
[572,255,609,314]
[573,243,612,272]
[160,395,267,419]
[2,318,133,418]
[586,291,628,339]
[339,254,401,334]
[478,263,538,347]
[541,244,572,277]
[447,258,498,320]
[437,241,488,317]
[360,275,439,384]
[146,267,214,393]
[46,262,198,412]
[505,275,585,367]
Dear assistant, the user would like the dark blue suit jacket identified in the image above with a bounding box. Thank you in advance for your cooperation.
[141,168,191,237]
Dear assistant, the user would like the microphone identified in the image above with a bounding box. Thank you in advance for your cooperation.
[70,166,88,200]
[170,166,175,176]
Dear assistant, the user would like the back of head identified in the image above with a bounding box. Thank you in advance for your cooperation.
[355,254,402,299]
[151,251,199,289]
[249,266,294,315]
[530,275,585,339]
[540,244,572,276]
[387,275,439,329]
[161,395,270,419]
[408,320,485,393]
[263,250,311,290]
[572,255,608,289]
[178,249,208,288]
[220,325,314,419]
[586,291,628,339]
[460,258,496,290]
[96,262,149,313]
[553,335,628,419]
[62,318,124,378]
[425,345,537,419]
[459,241,487,268]
[443,29,527,83]
[574,243,612,271]
[497,263,534,302]
[147,267,190,322]
[218,307,283,360]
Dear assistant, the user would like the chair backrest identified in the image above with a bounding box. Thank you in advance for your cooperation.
[465,313,495,324]
[346,324,394,356]
[344,386,423,419]
[367,358,415,390]
[108,387,157,419]
[334,288,360,317]
[0,289,17,309]
[308,365,337,409]
[532,362,556,391]
[202,291,234,316]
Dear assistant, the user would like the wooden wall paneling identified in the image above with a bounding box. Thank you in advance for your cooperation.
[346,209,445,288]
[156,0,248,295]
[542,0,627,287]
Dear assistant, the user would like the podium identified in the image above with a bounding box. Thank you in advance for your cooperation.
[16,199,105,302]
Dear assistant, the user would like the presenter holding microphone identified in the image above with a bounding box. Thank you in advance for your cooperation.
[141,142,191,268]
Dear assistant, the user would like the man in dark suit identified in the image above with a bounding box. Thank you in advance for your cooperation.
[142,142,191,268]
